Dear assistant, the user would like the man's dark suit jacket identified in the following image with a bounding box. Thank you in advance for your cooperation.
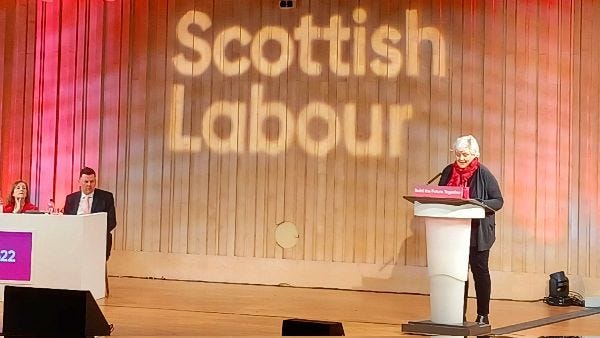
[64,188,117,260]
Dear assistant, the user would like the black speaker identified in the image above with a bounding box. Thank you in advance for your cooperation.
[282,318,344,336]
[549,271,569,298]
[2,285,111,336]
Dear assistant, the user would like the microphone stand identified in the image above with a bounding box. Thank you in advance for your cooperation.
[427,172,442,184]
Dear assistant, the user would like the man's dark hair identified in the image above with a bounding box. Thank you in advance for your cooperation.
[80,167,96,177]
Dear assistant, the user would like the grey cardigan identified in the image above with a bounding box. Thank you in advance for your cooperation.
[439,163,504,251]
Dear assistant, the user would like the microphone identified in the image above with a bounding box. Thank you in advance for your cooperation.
[426,172,442,184]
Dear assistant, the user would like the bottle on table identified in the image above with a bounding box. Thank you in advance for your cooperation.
[47,198,55,214]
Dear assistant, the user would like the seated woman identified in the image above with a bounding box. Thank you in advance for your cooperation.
[3,180,38,213]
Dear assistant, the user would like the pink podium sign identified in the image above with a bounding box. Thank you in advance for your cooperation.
[0,231,33,281]
[413,185,466,199]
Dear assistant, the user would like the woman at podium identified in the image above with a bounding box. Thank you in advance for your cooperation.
[2,180,38,213]
[438,135,503,325]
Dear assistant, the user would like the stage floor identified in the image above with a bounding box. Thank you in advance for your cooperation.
[1,276,599,336]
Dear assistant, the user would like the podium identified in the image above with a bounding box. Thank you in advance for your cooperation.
[401,196,492,336]
[0,213,107,300]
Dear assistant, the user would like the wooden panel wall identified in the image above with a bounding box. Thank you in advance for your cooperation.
[0,0,36,195]
[2,0,600,298]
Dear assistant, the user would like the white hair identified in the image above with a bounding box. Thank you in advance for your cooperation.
[451,135,480,157]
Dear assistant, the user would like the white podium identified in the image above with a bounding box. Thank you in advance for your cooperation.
[402,196,491,336]
[0,213,107,300]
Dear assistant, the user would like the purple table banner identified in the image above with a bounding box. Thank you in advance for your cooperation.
[0,231,33,281]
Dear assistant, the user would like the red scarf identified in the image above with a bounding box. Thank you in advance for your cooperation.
[447,157,479,187]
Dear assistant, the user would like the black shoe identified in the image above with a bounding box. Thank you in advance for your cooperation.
[475,314,489,325]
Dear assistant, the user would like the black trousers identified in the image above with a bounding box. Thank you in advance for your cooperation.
[106,232,113,260]
[463,248,491,316]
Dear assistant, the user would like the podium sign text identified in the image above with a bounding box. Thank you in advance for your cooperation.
[0,231,33,281]
[413,185,465,199]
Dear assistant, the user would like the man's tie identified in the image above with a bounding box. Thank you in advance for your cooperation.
[84,196,91,214]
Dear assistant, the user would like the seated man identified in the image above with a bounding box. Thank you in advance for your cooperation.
[64,167,116,260]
